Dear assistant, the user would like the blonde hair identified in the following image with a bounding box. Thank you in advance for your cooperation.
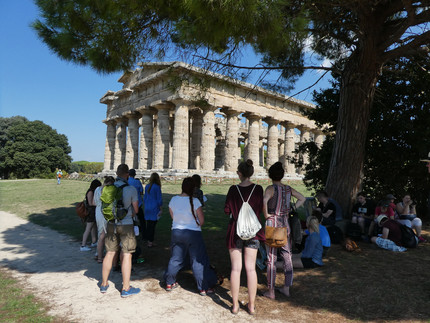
[306,216,320,234]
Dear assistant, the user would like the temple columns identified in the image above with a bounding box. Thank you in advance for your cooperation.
[265,118,279,169]
[171,100,189,170]
[153,103,172,169]
[103,120,116,171]
[190,110,203,170]
[113,118,127,170]
[223,109,240,171]
[138,109,155,170]
[245,114,261,165]
[282,121,296,174]
[200,106,217,171]
[125,113,140,169]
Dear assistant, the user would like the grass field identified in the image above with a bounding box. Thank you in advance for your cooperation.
[1,179,430,322]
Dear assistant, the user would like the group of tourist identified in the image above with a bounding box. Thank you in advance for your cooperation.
[351,191,426,251]
[78,158,426,313]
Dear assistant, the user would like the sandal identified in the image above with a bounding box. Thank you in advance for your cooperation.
[97,258,103,264]
[165,282,178,292]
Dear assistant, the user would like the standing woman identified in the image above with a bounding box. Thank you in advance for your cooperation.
[224,159,264,315]
[164,177,217,294]
[80,179,101,251]
[143,173,163,247]
[263,162,305,299]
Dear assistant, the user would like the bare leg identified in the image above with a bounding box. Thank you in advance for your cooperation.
[81,222,94,246]
[101,251,115,286]
[121,252,132,291]
[229,248,242,313]
[91,225,97,244]
[244,247,258,314]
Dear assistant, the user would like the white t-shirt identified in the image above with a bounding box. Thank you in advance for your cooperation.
[169,195,202,231]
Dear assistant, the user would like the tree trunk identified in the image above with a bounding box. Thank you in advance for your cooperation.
[325,51,381,217]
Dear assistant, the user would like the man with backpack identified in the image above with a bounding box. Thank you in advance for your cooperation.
[370,215,407,252]
[100,164,141,297]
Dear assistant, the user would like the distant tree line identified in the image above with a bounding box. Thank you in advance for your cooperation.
[0,116,72,179]
[70,161,103,174]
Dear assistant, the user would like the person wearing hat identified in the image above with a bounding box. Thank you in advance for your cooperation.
[370,215,406,252]
[420,152,430,173]
[368,199,394,238]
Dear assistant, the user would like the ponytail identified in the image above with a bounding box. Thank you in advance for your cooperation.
[182,177,199,226]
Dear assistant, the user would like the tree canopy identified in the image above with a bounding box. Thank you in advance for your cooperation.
[299,54,430,216]
[0,117,72,179]
[32,0,430,212]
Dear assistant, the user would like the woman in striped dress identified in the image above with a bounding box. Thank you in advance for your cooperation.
[263,162,305,299]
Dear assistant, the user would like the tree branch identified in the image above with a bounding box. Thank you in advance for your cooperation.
[382,30,430,61]
[194,54,335,72]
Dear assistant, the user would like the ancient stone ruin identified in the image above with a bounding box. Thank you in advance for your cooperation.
[100,62,324,177]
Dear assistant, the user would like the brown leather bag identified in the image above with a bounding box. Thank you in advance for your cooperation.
[265,226,288,247]
[76,200,88,222]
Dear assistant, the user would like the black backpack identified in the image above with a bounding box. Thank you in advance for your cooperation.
[327,225,344,244]
[399,224,418,248]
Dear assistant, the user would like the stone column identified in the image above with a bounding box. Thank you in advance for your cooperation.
[282,121,296,175]
[153,103,172,169]
[222,109,240,171]
[279,125,286,166]
[265,118,279,169]
[190,110,203,170]
[200,106,217,171]
[299,125,311,168]
[113,117,127,170]
[137,108,155,170]
[244,113,261,166]
[171,100,189,170]
[103,120,116,171]
[125,112,140,169]
[314,130,324,148]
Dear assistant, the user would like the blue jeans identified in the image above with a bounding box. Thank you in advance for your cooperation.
[164,229,216,290]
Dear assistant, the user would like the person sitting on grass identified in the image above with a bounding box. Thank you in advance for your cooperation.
[314,191,336,227]
[370,215,406,252]
[305,210,331,257]
[368,199,394,239]
[396,194,426,243]
[292,216,323,269]
[351,192,374,236]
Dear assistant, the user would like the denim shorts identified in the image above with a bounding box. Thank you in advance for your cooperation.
[234,237,260,249]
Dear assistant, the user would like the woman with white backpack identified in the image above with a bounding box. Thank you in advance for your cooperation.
[224,159,264,315]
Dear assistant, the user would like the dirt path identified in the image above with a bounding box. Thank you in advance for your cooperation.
[0,211,279,323]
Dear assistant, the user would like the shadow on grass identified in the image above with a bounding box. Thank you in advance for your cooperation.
[2,193,430,321]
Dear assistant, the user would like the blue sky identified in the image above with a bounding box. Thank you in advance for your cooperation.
[0,0,331,163]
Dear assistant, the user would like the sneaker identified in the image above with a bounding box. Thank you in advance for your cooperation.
[418,236,427,243]
[165,282,178,292]
[121,286,140,298]
[80,246,91,251]
[90,242,98,247]
[100,284,109,294]
[199,290,207,296]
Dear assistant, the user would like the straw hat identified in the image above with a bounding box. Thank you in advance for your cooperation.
[420,152,430,162]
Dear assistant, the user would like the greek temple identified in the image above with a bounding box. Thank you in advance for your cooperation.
[100,62,324,176]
